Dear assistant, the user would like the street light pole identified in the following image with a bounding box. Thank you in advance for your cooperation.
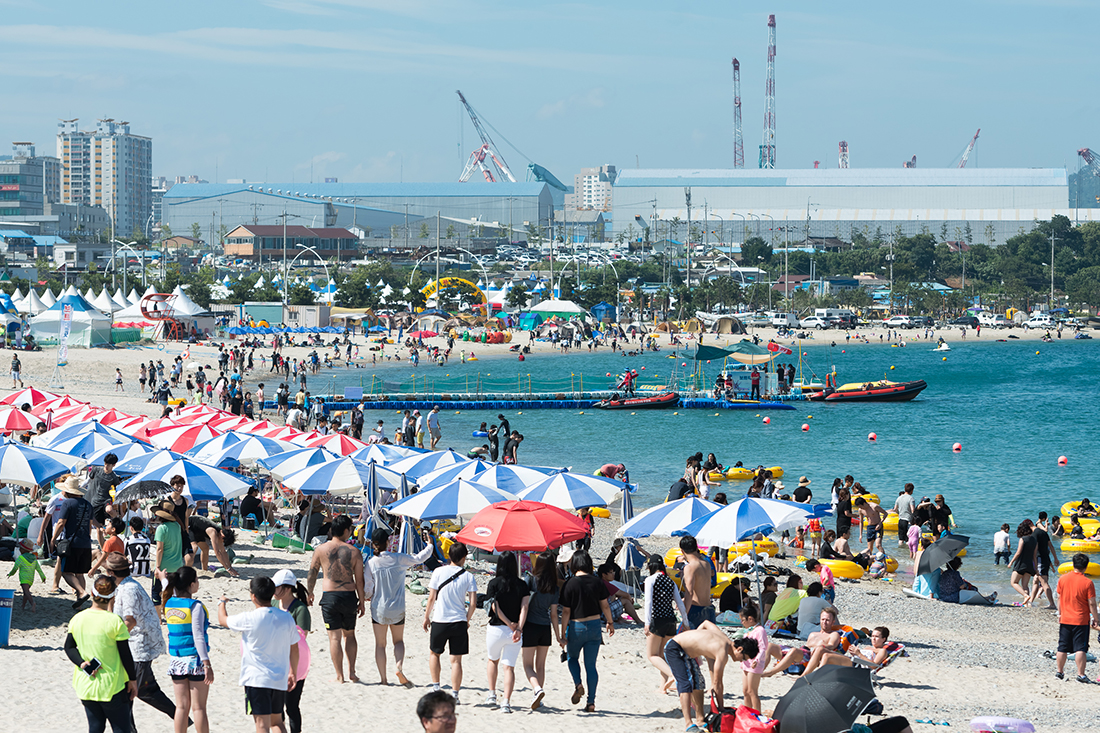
[290,244,330,304]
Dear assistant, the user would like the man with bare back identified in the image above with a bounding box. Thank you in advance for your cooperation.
[662,620,759,731]
[679,535,716,629]
[307,515,372,683]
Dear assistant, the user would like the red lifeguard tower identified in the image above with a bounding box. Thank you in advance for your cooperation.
[140,293,186,340]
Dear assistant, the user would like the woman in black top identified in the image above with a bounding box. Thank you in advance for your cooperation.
[522,552,560,710]
[836,488,853,537]
[1009,521,1038,605]
[558,550,614,713]
[484,552,530,712]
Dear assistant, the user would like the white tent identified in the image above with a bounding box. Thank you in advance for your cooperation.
[83,288,96,302]
[16,289,46,315]
[65,285,80,298]
[93,288,120,314]
[126,288,141,305]
[30,293,113,347]
[529,299,587,315]
[10,288,23,303]
[40,288,56,307]
[112,288,131,308]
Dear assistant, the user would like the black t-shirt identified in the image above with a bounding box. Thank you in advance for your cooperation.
[240,495,263,520]
[930,503,952,530]
[718,583,747,613]
[486,576,529,626]
[836,499,852,529]
[84,467,121,509]
[793,486,812,503]
[188,514,219,540]
[667,480,692,502]
[60,497,93,549]
[498,418,510,437]
[1034,528,1052,562]
[559,573,609,618]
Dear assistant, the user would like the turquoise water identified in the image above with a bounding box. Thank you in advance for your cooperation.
[329,337,1100,592]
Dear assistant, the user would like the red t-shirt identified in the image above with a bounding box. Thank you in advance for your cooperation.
[1057,571,1096,626]
[102,536,124,556]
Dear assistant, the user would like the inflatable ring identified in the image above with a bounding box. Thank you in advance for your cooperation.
[726,467,755,480]
[817,558,865,579]
[664,547,683,567]
[1059,560,1100,577]
[729,540,780,559]
[862,513,899,531]
[156,343,165,351]
[589,507,611,519]
[855,493,880,505]
[968,717,1035,733]
[1062,500,1098,518]
[708,471,728,482]
[1060,516,1100,533]
[1060,539,1100,553]
[472,431,488,437]
[711,572,746,599]
[885,557,899,573]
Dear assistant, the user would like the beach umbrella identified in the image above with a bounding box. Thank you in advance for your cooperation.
[257,425,304,442]
[31,395,87,416]
[117,458,252,502]
[0,407,35,434]
[184,432,244,458]
[385,449,471,480]
[174,409,232,425]
[235,419,278,434]
[304,433,369,456]
[407,330,438,338]
[414,458,493,489]
[109,415,154,434]
[115,448,183,476]
[257,446,341,481]
[455,500,590,552]
[113,480,174,504]
[190,434,292,468]
[417,462,559,494]
[772,666,876,733]
[207,415,253,431]
[126,417,180,441]
[617,497,724,538]
[674,497,816,547]
[0,440,82,486]
[46,431,133,459]
[91,408,134,426]
[620,485,635,525]
[49,404,105,426]
[386,479,519,521]
[280,457,406,496]
[84,441,162,468]
[175,404,222,418]
[146,423,222,453]
[515,472,622,511]
[34,418,138,450]
[396,475,426,555]
[0,387,60,407]
[348,443,426,465]
[915,534,970,576]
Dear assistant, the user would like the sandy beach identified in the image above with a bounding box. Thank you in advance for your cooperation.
[1,326,1093,733]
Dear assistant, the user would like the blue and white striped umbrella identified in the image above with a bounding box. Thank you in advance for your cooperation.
[46,431,133,459]
[616,496,723,538]
[620,485,635,525]
[84,441,162,469]
[385,479,519,520]
[257,447,341,481]
[674,497,816,547]
[418,462,560,494]
[280,457,406,496]
[117,457,252,502]
[34,419,139,450]
[115,448,182,476]
[349,443,428,466]
[188,434,292,468]
[414,459,492,490]
[384,449,471,480]
[396,475,426,555]
[515,472,622,511]
[0,439,83,487]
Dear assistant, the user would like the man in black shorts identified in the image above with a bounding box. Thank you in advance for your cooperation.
[423,541,478,703]
[50,475,94,609]
[83,453,122,545]
[188,514,239,577]
[307,515,370,683]
[663,621,758,732]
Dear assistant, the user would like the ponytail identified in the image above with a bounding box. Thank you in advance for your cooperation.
[290,581,309,606]
[161,565,198,607]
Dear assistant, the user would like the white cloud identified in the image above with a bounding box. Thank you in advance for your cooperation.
[537,88,607,119]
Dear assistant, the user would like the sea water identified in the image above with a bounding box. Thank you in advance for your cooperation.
[325,336,1099,594]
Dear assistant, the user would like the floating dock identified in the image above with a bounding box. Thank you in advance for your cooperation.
[314,392,801,413]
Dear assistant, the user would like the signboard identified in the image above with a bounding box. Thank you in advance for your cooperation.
[0,184,18,191]
[57,304,73,365]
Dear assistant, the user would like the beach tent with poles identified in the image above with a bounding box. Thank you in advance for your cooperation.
[528,298,587,320]
[30,292,113,347]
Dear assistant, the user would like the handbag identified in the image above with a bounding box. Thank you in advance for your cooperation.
[55,538,71,557]
[729,705,779,733]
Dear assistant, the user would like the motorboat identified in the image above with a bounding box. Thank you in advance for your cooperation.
[593,391,680,409]
[808,374,927,403]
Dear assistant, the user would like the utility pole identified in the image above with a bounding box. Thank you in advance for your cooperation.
[1050,229,1057,306]
[436,210,441,289]
[281,208,288,304]
[685,187,692,287]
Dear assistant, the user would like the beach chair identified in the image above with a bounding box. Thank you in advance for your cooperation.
[850,641,907,680]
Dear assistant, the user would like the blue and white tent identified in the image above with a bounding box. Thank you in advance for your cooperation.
[29,292,112,347]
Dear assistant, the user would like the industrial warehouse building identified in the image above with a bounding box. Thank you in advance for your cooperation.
[611,167,1100,246]
[162,182,558,250]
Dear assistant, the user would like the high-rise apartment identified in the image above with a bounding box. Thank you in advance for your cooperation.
[57,118,152,238]
[566,164,616,212]
[0,142,61,219]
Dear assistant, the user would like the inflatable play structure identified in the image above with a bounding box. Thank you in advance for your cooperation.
[419,278,488,313]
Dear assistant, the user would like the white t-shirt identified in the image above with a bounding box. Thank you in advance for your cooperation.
[993,530,1010,553]
[45,492,67,526]
[226,607,300,689]
[426,411,439,430]
[429,564,478,623]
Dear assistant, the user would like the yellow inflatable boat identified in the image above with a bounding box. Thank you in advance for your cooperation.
[1058,561,1100,578]
[728,540,780,559]
[1061,500,1098,518]
[1061,539,1100,553]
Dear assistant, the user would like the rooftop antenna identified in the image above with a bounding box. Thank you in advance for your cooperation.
[759,15,777,169]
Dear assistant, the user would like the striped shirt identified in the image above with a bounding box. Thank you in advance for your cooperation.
[125,532,152,577]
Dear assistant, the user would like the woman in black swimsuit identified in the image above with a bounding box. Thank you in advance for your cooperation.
[1009,521,1038,606]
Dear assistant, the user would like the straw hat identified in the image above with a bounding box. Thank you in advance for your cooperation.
[154,501,177,522]
[772,481,786,491]
[59,475,84,496]
[797,476,812,487]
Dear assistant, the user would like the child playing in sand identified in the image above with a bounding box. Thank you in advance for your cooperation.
[7,539,46,611]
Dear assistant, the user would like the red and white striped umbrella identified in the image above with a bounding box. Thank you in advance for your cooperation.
[175,404,222,417]
[111,415,155,434]
[146,423,223,452]
[50,404,106,427]
[174,409,232,425]
[208,414,253,431]
[0,407,35,434]
[257,425,304,442]
[291,430,322,446]
[236,419,277,434]
[0,387,60,407]
[304,433,369,456]
[31,395,88,416]
[128,417,183,441]
[94,408,135,426]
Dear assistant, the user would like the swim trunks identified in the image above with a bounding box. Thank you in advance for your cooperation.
[686,604,716,629]
[663,639,705,695]
[866,525,881,543]
[320,590,359,631]
[650,617,679,638]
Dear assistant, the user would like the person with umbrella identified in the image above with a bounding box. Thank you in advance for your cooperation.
[661,621,759,733]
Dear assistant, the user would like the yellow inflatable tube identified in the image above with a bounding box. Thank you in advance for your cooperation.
[884,558,899,573]
[1060,516,1100,533]
[728,540,780,559]
[711,572,746,599]
[862,513,899,531]
[818,558,865,579]
[1062,500,1098,518]
[726,466,784,480]
[589,507,611,519]
[664,548,683,567]
[1059,561,1100,578]
[1061,539,1100,553]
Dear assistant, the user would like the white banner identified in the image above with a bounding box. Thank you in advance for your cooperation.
[57,304,73,365]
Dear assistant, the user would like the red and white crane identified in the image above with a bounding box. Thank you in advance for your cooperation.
[957,129,980,168]
[1078,148,1100,177]
[456,90,516,184]
[732,58,744,168]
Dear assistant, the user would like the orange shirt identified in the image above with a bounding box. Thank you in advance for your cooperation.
[102,536,124,556]
[1056,571,1096,626]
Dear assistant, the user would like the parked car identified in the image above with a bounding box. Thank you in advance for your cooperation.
[1024,314,1055,330]
[883,315,913,329]
[949,316,979,328]
[977,313,1009,328]
[800,316,830,329]
[910,316,935,328]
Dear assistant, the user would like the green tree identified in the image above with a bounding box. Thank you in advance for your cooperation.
[286,283,316,305]
[505,283,530,310]
[160,223,173,240]
[418,222,430,239]
[446,224,457,240]
[190,223,202,242]
[1066,266,1100,308]
[740,237,772,266]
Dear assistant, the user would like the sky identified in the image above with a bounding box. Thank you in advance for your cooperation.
[0,0,1096,185]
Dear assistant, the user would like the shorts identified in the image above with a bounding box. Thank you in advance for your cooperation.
[429,621,470,656]
[244,686,286,718]
[372,615,404,626]
[168,655,205,681]
[866,525,881,543]
[92,504,109,525]
[1058,624,1090,655]
[61,547,92,575]
[521,623,553,648]
[779,645,811,675]
[608,597,624,619]
[808,531,822,543]
[686,604,716,629]
[485,624,521,667]
[320,591,359,631]
[1037,558,1051,577]
[430,427,441,439]
[650,617,679,638]
[11,371,19,380]
[663,639,705,695]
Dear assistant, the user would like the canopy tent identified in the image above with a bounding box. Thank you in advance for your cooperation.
[515,312,543,331]
[93,288,121,314]
[40,289,56,307]
[30,293,113,347]
[16,289,46,315]
[692,340,777,366]
[654,321,680,333]
[589,301,617,323]
[528,299,587,320]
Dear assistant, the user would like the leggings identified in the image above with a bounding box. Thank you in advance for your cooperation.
[565,619,602,706]
[286,679,306,733]
[82,689,133,733]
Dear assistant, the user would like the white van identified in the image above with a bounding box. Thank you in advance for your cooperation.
[1024,314,1055,330]
[977,312,1009,328]
[772,313,800,329]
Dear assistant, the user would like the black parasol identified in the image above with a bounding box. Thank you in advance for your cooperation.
[772,666,876,733]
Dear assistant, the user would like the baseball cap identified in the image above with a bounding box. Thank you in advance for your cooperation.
[272,569,297,587]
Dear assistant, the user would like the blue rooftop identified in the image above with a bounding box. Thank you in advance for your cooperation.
[614,168,1067,188]
[164,181,550,201]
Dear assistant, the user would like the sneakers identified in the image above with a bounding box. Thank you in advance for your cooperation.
[531,689,545,710]
[1055,671,1064,680]
[1077,675,1090,684]
[431,684,441,692]
[485,693,498,708]
[451,690,460,705]
[500,701,513,714]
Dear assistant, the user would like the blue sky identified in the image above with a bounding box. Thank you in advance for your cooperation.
[0,1,1095,184]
